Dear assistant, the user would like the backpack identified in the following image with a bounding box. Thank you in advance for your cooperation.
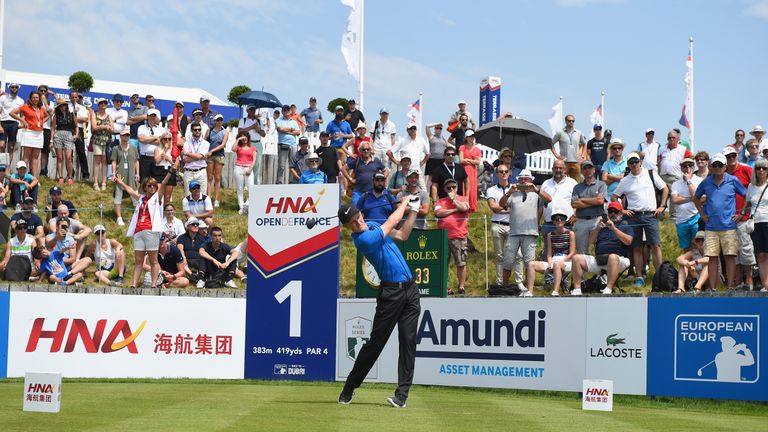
[652,261,678,292]
[583,273,608,293]
[4,255,31,281]
[204,270,229,288]
[488,284,521,297]
[648,169,664,208]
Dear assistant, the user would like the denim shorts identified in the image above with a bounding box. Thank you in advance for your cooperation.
[628,212,660,247]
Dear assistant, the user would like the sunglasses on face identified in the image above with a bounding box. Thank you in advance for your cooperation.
[360,148,371,152]
[552,216,566,222]
[15,225,26,230]
[628,160,640,165]
[59,225,69,230]
[502,155,512,158]
[696,158,708,162]
[608,209,621,214]
[445,185,457,190]
[749,145,760,149]
[681,164,694,169]
[192,128,201,132]
[146,183,158,188]
[147,98,155,102]
[161,138,171,141]
[736,134,745,137]
[695,238,704,242]
[445,153,455,157]
[726,154,737,159]
[757,167,768,171]
[711,163,725,168]
[497,170,509,174]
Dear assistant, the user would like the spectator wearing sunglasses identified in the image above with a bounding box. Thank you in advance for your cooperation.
[747,159,768,292]
[670,158,704,251]
[435,178,470,295]
[486,163,523,289]
[611,152,668,289]
[694,153,747,291]
[571,159,607,254]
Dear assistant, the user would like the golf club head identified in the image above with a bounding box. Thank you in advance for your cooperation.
[306,218,317,230]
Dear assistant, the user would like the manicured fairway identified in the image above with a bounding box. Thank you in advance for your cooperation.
[1,380,766,431]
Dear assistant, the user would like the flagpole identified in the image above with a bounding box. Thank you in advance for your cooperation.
[601,91,605,129]
[358,0,365,112]
[689,36,695,152]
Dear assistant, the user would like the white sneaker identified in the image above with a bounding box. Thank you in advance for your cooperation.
[196,279,206,289]
[570,288,582,296]
[214,200,220,208]
[761,287,767,292]
[519,288,532,297]
[517,283,526,291]
[116,217,125,226]
[224,279,238,288]
[601,287,612,295]
[551,290,559,297]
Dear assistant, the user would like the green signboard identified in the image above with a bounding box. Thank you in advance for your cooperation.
[355,229,448,298]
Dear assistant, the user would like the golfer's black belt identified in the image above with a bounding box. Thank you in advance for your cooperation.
[492,220,509,225]
[380,278,416,288]
[185,167,206,172]
[630,210,656,215]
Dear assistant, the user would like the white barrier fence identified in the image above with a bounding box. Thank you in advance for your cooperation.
[337,297,648,395]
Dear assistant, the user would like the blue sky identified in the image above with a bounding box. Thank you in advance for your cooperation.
[5,0,767,156]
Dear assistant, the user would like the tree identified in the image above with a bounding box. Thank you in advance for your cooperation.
[227,119,240,129]
[68,71,94,93]
[327,97,348,114]
[228,85,251,105]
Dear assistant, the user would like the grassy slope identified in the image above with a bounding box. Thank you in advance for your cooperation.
[0,380,766,432]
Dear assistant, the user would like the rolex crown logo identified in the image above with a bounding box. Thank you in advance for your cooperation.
[418,235,427,249]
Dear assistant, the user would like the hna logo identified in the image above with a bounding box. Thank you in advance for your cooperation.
[585,388,609,396]
[27,384,54,393]
[25,318,147,353]
[265,188,326,214]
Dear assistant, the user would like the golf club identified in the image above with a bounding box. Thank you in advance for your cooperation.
[305,196,421,230]
[697,359,716,376]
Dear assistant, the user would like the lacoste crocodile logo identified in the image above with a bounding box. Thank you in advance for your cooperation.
[606,333,626,346]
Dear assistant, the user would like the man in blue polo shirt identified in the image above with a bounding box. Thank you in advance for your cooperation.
[337,196,420,409]
[356,171,397,222]
[694,153,747,291]
[326,105,354,149]
[275,105,300,184]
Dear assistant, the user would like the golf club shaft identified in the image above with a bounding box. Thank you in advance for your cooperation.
[698,359,716,374]
[307,199,413,229]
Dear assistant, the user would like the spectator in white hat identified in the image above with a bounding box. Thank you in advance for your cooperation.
[750,125,765,147]
[86,224,126,286]
[372,108,397,169]
[206,113,229,208]
[449,100,476,130]
[388,123,429,191]
[637,128,660,173]
[299,152,327,184]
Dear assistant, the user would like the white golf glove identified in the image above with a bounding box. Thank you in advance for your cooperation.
[408,195,421,212]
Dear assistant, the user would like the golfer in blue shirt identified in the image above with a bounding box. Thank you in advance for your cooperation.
[337,195,420,408]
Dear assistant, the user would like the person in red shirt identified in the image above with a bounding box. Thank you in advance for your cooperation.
[434,178,470,295]
[724,145,755,290]
[342,122,371,160]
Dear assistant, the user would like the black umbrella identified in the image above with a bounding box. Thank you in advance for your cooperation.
[474,117,551,155]
[236,90,282,109]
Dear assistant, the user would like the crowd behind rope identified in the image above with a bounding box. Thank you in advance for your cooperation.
[0,83,766,295]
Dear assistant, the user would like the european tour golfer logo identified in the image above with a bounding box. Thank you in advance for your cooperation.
[248,185,339,277]
[345,317,372,361]
[674,314,759,383]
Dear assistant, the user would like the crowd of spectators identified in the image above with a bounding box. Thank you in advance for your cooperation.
[0,84,766,297]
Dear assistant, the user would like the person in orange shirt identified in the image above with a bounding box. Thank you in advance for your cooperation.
[289,104,306,134]
[10,91,49,178]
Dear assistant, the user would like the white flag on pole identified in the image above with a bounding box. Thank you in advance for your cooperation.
[341,0,362,82]
[407,96,422,132]
[548,99,563,137]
